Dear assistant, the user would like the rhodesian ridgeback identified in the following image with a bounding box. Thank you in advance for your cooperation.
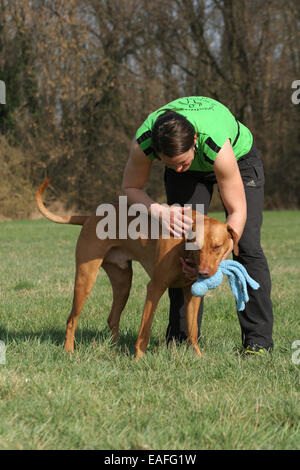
[36,179,238,358]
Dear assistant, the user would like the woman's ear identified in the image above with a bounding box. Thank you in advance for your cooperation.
[227,224,239,256]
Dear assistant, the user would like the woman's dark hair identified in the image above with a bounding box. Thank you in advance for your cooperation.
[151,110,195,158]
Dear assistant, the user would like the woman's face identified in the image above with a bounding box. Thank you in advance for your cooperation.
[158,147,195,172]
[158,134,197,173]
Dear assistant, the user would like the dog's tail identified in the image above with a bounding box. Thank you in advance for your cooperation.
[36,179,88,225]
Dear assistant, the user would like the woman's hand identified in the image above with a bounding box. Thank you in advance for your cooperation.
[150,203,193,238]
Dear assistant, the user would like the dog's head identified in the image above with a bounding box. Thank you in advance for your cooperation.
[184,214,239,278]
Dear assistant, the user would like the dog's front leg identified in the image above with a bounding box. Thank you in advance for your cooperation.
[135,280,167,359]
[183,287,202,358]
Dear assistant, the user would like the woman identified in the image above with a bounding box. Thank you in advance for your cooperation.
[122,96,273,355]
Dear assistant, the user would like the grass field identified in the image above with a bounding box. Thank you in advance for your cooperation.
[0,211,299,450]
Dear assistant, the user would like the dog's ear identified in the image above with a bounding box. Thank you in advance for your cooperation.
[227,224,239,256]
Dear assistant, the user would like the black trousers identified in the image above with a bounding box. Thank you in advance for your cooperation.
[164,144,274,350]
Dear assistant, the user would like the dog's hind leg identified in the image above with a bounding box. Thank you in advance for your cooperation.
[64,236,111,353]
[102,261,133,343]
[64,257,102,352]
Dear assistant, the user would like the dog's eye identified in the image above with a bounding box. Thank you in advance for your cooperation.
[213,245,222,251]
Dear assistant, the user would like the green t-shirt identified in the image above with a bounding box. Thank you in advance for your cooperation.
[136,96,253,171]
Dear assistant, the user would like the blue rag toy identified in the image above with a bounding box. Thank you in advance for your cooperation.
[191,260,260,311]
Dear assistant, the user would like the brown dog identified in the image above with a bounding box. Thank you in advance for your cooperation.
[36,179,238,358]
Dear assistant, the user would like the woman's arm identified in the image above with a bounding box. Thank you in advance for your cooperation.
[121,137,154,209]
[214,139,247,256]
[122,137,193,237]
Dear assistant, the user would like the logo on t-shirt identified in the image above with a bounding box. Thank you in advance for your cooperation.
[177,97,215,111]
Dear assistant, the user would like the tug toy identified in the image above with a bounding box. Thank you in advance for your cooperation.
[191,260,260,311]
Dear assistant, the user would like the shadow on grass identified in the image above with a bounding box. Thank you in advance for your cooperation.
[0,326,161,356]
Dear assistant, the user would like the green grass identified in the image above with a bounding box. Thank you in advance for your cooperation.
[0,212,300,450]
